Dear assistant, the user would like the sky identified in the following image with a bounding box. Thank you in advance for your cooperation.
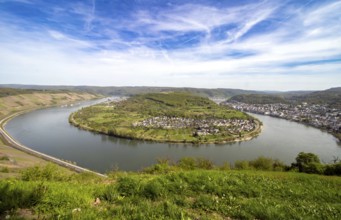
[0,0,340,91]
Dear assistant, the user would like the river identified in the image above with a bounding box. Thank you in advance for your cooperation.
[4,99,341,173]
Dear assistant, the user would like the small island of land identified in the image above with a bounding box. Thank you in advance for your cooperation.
[70,92,261,143]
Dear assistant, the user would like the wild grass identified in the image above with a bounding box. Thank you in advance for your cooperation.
[1,159,340,219]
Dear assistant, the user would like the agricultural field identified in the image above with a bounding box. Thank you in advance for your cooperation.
[70,92,261,143]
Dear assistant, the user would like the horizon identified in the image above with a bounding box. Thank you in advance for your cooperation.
[2,83,339,93]
[1,0,340,90]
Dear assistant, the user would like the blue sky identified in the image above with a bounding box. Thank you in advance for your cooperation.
[0,0,340,90]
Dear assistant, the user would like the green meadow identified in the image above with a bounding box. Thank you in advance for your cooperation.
[1,157,341,219]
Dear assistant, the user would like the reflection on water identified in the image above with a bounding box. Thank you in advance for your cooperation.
[5,99,341,173]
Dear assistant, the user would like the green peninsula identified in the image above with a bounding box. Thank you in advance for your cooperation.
[70,92,261,143]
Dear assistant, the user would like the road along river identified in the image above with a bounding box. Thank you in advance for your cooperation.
[4,99,341,173]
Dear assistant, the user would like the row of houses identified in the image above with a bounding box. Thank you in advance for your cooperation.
[224,101,340,133]
[132,116,256,136]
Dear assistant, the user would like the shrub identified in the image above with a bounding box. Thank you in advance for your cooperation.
[219,162,231,170]
[293,152,321,173]
[116,176,141,196]
[234,160,250,170]
[177,157,196,170]
[303,162,325,174]
[176,157,214,170]
[143,158,175,174]
[101,184,117,202]
[324,162,341,176]
[0,182,46,213]
[196,158,214,170]
[0,155,10,161]
[249,156,273,171]
[143,180,164,200]
[0,167,10,173]
[273,159,287,171]
[20,164,69,181]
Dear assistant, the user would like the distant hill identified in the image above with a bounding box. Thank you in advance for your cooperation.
[0,84,266,99]
[0,87,38,98]
[229,94,288,104]
[1,85,339,108]
[227,87,341,108]
[289,87,341,108]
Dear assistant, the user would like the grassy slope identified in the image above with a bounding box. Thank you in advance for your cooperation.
[0,164,340,219]
[0,90,102,177]
[0,139,48,179]
[0,91,100,119]
[71,92,260,143]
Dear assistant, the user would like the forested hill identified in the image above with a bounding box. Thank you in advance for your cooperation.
[0,84,265,98]
[1,85,339,108]
[229,94,288,104]
[288,87,341,108]
[228,87,341,108]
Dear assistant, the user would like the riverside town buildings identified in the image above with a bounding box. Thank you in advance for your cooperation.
[133,116,256,136]
[223,101,340,134]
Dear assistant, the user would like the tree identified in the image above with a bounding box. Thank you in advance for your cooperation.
[293,152,321,173]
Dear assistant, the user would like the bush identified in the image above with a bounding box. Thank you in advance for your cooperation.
[177,157,197,170]
[219,162,231,170]
[0,182,46,213]
[303,162,325,174]
[116,176,141,196]
[0,155,10,161]
[249,156,273,171]
[196,158,214,170]
[234,160,250,170]
[21,164,69,181]
[273,159,287,171]
[143,158,174,174]
[176,157,214,170]
[101,184,117,202]
[293,152,321,173]
[0,167,10,173]
[143,180,164,200]
[324,162,341,176]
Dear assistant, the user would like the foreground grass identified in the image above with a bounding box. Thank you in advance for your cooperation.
[1,164,340,219]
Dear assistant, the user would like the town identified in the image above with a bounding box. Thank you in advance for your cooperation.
[222,101,341,135]
[133,116,257,136]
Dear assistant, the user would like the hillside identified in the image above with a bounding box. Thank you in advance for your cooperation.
[70,92,261,143]
[1,162,340,219]
[289,87,341,108]
[0,89,102,178]
[229,94,288,104]
[228,87,341,108]
[0,90,101,119]
[0,84,266,99]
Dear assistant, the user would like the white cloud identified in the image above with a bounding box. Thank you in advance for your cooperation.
[0,0,340,90]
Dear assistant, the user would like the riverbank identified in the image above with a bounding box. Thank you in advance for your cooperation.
[0,91,105,178]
